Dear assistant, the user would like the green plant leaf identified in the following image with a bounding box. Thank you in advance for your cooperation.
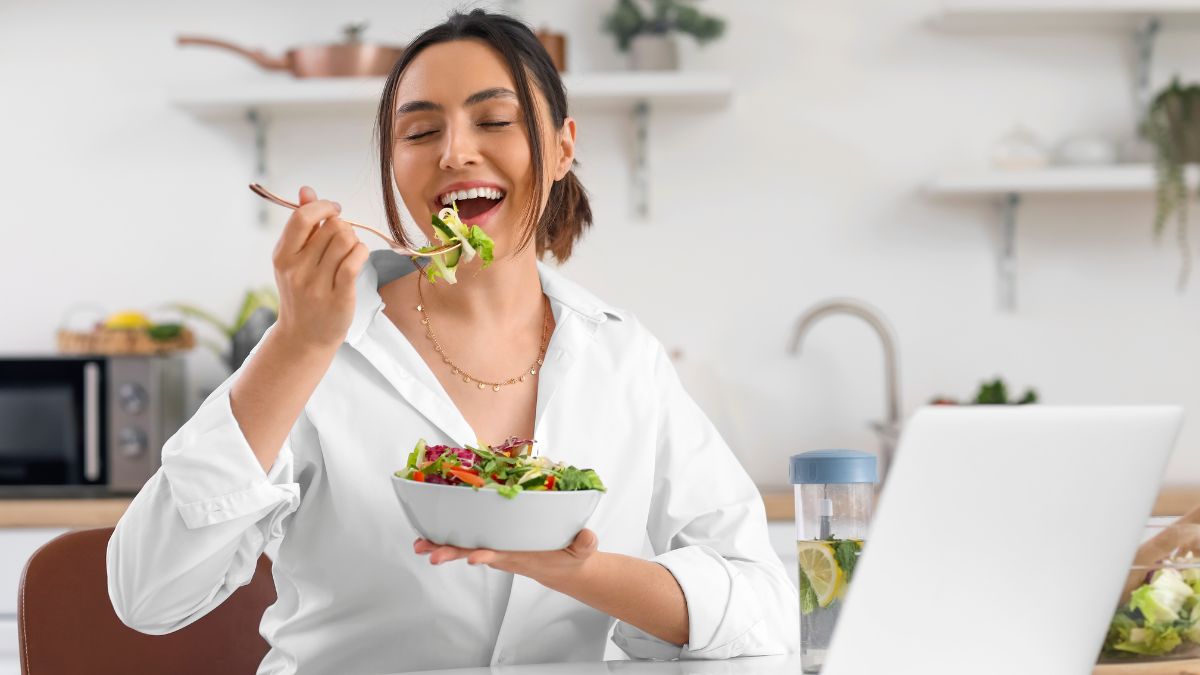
[171,302,234,337]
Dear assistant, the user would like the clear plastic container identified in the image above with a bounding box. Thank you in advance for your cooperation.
[791,450,877,674]
[1096,523,1200,666]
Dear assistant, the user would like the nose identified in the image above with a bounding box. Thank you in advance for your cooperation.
[438,118,481,171]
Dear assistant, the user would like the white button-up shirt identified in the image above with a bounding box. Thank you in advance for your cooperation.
[107,252,799,674]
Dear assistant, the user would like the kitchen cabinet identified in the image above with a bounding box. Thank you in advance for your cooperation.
[0,620,15,675]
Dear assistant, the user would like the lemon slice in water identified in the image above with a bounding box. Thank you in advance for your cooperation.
[797,542,843,608]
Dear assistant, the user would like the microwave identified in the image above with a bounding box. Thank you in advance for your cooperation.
[0,355,187,496]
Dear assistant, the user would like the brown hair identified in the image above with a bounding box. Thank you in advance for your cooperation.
[373,9,592,263]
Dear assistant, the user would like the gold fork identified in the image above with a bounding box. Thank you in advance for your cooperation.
[248,183,461,257]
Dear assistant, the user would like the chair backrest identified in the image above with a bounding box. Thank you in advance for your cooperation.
[18,527,275,675]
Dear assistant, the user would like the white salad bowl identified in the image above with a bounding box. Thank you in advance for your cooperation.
[391,474,604,551]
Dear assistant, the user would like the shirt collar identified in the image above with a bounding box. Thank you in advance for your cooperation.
[345,251,622,346]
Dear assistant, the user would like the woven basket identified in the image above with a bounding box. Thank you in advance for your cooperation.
[57,327,196,355]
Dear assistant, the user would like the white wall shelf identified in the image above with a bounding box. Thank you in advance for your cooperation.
[170,72,733,115]
[928,164,1165,195]
[926,164,1198,311]
[932,1,1200,31]
[169,72,733,220]
[925,1,1200,311]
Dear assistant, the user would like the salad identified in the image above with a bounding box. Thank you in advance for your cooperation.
[395,437,606,499]
[418,202,495,284]
[1102,553,1200,659]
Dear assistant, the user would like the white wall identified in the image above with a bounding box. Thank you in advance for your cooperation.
[3,0,1199,490]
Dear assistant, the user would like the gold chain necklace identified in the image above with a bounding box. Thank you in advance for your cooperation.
[414,271,551,392]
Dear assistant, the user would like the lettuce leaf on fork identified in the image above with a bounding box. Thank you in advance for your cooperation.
[418,202,495,284]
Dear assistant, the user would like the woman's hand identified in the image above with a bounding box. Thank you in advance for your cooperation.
[271,185,370,352]
[414,529,599,587]
[414,529,690,645]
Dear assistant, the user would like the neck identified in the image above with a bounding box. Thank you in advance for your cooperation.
[417,249,545,326]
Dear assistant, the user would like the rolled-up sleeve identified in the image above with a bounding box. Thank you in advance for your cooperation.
[612,342,799,660]
[162,388,300,534]
[107,327,304,635]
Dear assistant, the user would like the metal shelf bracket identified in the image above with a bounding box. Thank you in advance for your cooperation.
[247,108,270,227]
[631,100,650,219]
[998,192,1020,312]
[1134,16,1161,126]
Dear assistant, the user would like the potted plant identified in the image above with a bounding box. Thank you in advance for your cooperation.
[603,0,725,71]
[1143,77,1200,290]
[929,377,1038,406]
[172,286,279,372]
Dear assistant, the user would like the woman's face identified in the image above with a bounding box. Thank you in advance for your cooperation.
[391,38,575,258]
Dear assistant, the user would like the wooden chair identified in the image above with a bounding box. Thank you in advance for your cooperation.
[18,527,275,675]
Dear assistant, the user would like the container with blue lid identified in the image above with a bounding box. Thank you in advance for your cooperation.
[790,450,877,673]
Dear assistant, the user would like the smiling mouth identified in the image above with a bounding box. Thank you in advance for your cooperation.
[453,196,503,220]
[437,187,506,221]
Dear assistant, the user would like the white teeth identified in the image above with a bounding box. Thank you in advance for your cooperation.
[439,187,504,205]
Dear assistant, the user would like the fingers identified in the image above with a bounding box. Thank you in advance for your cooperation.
[314,220,362,285]
[334,242,370,293]
[565,528,598,558]
[430,545,470,565]
[275,186,342,258]
[298,185,316,205]
[413,538,500,566]
[413,539,468,564]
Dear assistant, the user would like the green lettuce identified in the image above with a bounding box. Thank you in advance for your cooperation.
[1131,570,1192,623]
[1112,622,1183,656]
[1103,564,1200,658]
[418,204,496,284]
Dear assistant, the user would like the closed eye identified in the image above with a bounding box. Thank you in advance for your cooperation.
[403,129,437,141]
[479,121,512,129]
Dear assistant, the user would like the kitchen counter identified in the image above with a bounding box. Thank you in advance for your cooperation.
[1,484,1198,529]
[759,484,1200,522]
[0,498,132,528]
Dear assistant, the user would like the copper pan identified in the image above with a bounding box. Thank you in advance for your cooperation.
[177,22,404,78]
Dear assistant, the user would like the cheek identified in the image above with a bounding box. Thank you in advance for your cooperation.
[392,153,429,210]
[493,136,535,196]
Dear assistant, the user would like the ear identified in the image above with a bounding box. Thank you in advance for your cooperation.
[553,117,577,181]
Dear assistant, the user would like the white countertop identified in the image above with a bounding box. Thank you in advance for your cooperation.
[403,655,802,675]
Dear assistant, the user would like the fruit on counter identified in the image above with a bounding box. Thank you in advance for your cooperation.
[103,311,153,330]
[146,323,184,341]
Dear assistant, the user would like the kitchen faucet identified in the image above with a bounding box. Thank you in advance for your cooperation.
[788,298,902,486]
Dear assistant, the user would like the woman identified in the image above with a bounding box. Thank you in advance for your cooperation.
[108,10,797,674]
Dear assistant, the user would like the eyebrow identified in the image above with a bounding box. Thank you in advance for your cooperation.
[395,87,518,115]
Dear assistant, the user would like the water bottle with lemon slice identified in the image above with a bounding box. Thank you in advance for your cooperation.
[791,450,877,673]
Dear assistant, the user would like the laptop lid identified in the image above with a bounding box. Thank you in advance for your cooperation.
[822,405,1184,675]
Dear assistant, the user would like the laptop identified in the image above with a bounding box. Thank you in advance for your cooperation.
[822,405,1184,675]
